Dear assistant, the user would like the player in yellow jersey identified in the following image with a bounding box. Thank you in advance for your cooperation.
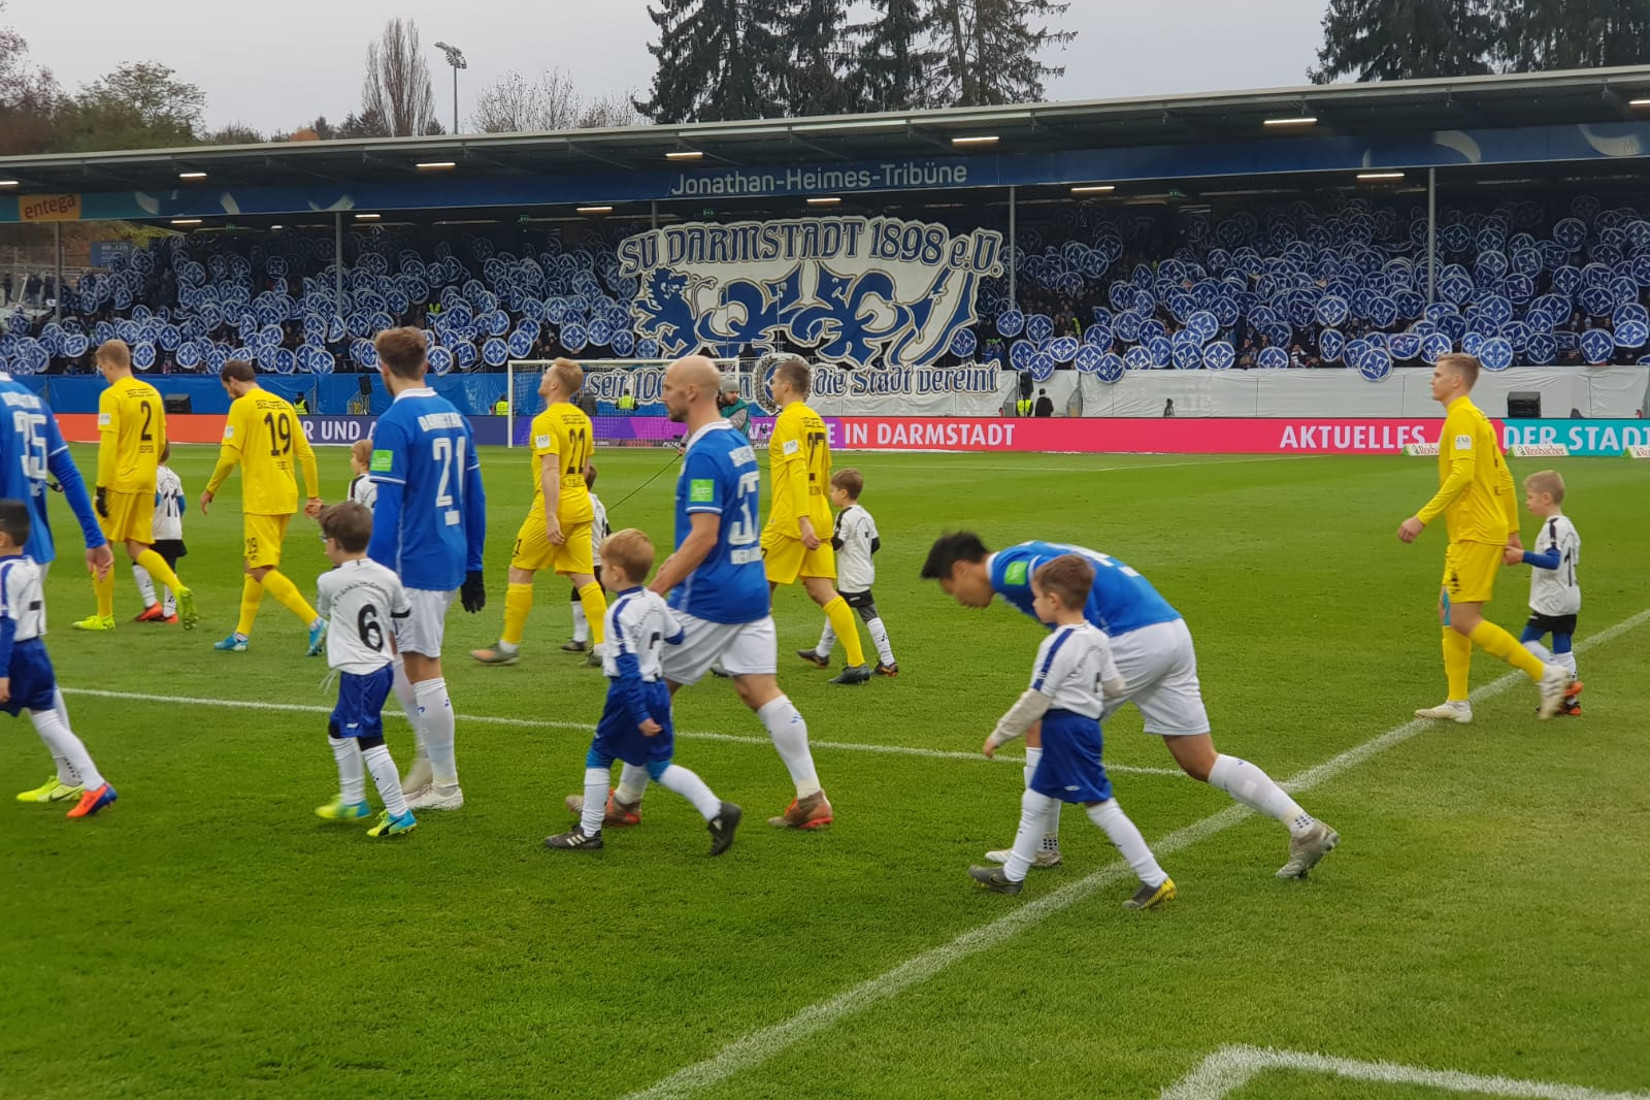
[1399,353,1573,721]
[472,358,605,667]
[74,340,197,631]
[200,361,326,655]
[762,355,870,686]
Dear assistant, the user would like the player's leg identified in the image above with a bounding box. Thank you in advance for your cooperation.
[391,655,430,795]
[1418,583,1474,721]
[800,538,869,681]
[131,562,162,620]
[856,595,897,673]
[360,730,417,837]
[1090,800,1176,909]
[398,590,462,809]
[127,504,194,627]
[244,517,324,650]
[1446,542,1570,715]
[802,617,836,667]
[319,717,370,820]
[76,501,129,630]
[568,585,590,649]
[477,519,550,664]
[560,520,605,660]
[159,545,181,618]
[721,614,831,826]
[30,707,116,818]
[16,671,87,802]
[970,786,1053,894]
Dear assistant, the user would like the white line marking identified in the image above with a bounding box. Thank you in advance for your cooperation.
[622,608,1650,1100]
[867,455,1311,475]
[56,687,1184,776]
[1160,1045,1650,1099]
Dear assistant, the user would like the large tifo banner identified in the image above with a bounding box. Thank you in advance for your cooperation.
[616,217,1004,369]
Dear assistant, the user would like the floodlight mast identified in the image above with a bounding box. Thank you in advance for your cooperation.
[434,42,467,135]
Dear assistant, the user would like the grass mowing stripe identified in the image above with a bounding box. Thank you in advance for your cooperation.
[57,686,1186,776]
[624,607,1650,1100]
[1161,1044,1650,1100]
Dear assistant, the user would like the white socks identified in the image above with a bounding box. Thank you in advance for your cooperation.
[49,690,80,785]
[865,616,895,666]
[391,659,426,760]
[1025,746,1062,849]
[1087,799,1168,888]
[815,621,836,658]
[133,563,157,608]
[572,602,589,645]
[757,695,821,798]
[414,678,458,787]
[1208,753,1314,838]
[363,744,411,818]
[1004,787,1054,881]
[582,767,609,836]
[1523,639,1578,678]
[658,764,722,820]
[614,762,650,805]
[329,735,366,803]
[30,709,103,790]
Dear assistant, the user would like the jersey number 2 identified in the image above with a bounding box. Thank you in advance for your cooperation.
[432,436,469,507]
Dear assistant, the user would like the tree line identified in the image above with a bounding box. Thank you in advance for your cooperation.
[1312,0,1650,82]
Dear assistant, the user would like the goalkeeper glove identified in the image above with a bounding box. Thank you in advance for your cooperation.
[461,570,486,613]
[95,487,108,518]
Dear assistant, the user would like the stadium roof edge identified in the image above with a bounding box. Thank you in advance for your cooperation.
[4,65,1650,189]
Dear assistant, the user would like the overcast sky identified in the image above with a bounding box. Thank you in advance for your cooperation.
[9,0,1329,135]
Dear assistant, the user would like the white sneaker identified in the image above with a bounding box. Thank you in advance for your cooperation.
[1414,700,1473,724]
[1537,664,1575,720]
[984,847,1063,868]
[401,755,433,797]
[406,783,464,811]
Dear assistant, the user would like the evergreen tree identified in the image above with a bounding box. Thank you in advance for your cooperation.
[1495,0,1650,71]
[930,0,1075,107]
[776,0,850,117]
[1310,0,1496,83]
[636,0,788,123]
[846,0,940,112]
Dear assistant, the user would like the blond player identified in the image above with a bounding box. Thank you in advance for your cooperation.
[762,354,870,686]
[74,339,197,631]
[200,360,326,655]
[1400,354,1573,722]
[472,358,604,666]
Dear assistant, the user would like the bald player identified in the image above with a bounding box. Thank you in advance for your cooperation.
[569,356,833,830]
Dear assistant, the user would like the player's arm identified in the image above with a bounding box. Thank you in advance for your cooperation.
[540,451,563,543]
[365,426,407,570]
[610,618,657,732]
[659,602,686,646]
[294,416,322,516]
[44,416,107,552]
[315,573,334,620]
[94,389,119,497]
[202,404,246,514]
[1498,455,1519,545]
[461,431,487,612]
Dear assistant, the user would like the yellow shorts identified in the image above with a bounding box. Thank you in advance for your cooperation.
[1441,540,1502,605]
[761,528,836,585]
[512,514,594,576]
[244,514,291,569]
[99,489,152,545]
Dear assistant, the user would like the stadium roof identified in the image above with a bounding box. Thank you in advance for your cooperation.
[5,66,1650,194]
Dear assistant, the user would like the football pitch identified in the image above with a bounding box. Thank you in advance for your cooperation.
[4,444,1648,1100]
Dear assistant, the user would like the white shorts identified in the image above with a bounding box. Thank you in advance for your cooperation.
[395,588,457,658]
[661,612,778,686]
[1101,618,1211,737]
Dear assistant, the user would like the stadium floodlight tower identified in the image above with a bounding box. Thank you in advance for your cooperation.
[434,41,467,135]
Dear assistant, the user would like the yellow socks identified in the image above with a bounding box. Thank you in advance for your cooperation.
[502,583,535,647]
[134,548,183,597]
[1469,620,1546,681]
[822,596,866,668]
[236,576,264,636]
[261,570,319,627]
[1441,627,1472,701]
[578,582,608,646]
[93,570,115,619]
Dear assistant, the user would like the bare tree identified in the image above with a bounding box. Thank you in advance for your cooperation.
[361,18,436,137]
[472,68,637,133]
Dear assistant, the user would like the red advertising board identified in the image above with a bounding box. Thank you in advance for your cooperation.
[829,417,1456,455]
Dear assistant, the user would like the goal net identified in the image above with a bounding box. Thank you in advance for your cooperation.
[503,358,751,448]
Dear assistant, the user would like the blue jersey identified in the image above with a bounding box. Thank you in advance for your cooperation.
[670,421,769,624]
[0,373,104,565]
[367,388,486,592]
[990,541,1180,637]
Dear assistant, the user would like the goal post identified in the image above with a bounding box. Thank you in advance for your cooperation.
[504,357,746,448]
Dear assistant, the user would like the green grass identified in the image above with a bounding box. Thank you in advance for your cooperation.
[3,446,1648,1100]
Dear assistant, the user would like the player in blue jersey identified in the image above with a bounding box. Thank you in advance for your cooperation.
[0,372,116,805]
[366,327,487,813]
[923,532,1339,879]
[567,356,832,831]
[0,371,114,582]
